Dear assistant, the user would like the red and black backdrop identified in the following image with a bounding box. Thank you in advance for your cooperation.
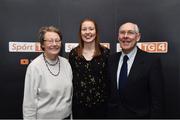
[0,0,179,118]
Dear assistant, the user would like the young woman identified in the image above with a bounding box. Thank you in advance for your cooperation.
[69,18,110,119]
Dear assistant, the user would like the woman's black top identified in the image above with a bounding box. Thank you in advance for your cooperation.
[69,45,110,109]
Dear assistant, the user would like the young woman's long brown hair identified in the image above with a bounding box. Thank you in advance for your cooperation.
[77,18,102,57]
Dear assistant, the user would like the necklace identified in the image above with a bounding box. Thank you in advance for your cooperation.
[43,53,60,76]
[44,56,59,66]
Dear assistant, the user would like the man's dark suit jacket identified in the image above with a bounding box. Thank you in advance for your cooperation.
[107,47,164,118]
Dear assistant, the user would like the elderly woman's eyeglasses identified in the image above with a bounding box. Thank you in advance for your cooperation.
[44,39,61,44]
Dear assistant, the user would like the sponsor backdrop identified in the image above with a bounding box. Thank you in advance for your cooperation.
[0,0,179,118]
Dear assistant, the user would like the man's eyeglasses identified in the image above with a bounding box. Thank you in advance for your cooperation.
[119,30,137,36]
[44,39,61,44]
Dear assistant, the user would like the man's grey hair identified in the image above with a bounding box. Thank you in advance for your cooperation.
[119,22,140,33]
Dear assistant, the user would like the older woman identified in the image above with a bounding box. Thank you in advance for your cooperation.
[23,26,73,119]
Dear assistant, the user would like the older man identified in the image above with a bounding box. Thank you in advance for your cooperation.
[107,22,164,118]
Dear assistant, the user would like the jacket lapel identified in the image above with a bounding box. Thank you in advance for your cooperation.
[128,48,145,82]
[111,52,121,94]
